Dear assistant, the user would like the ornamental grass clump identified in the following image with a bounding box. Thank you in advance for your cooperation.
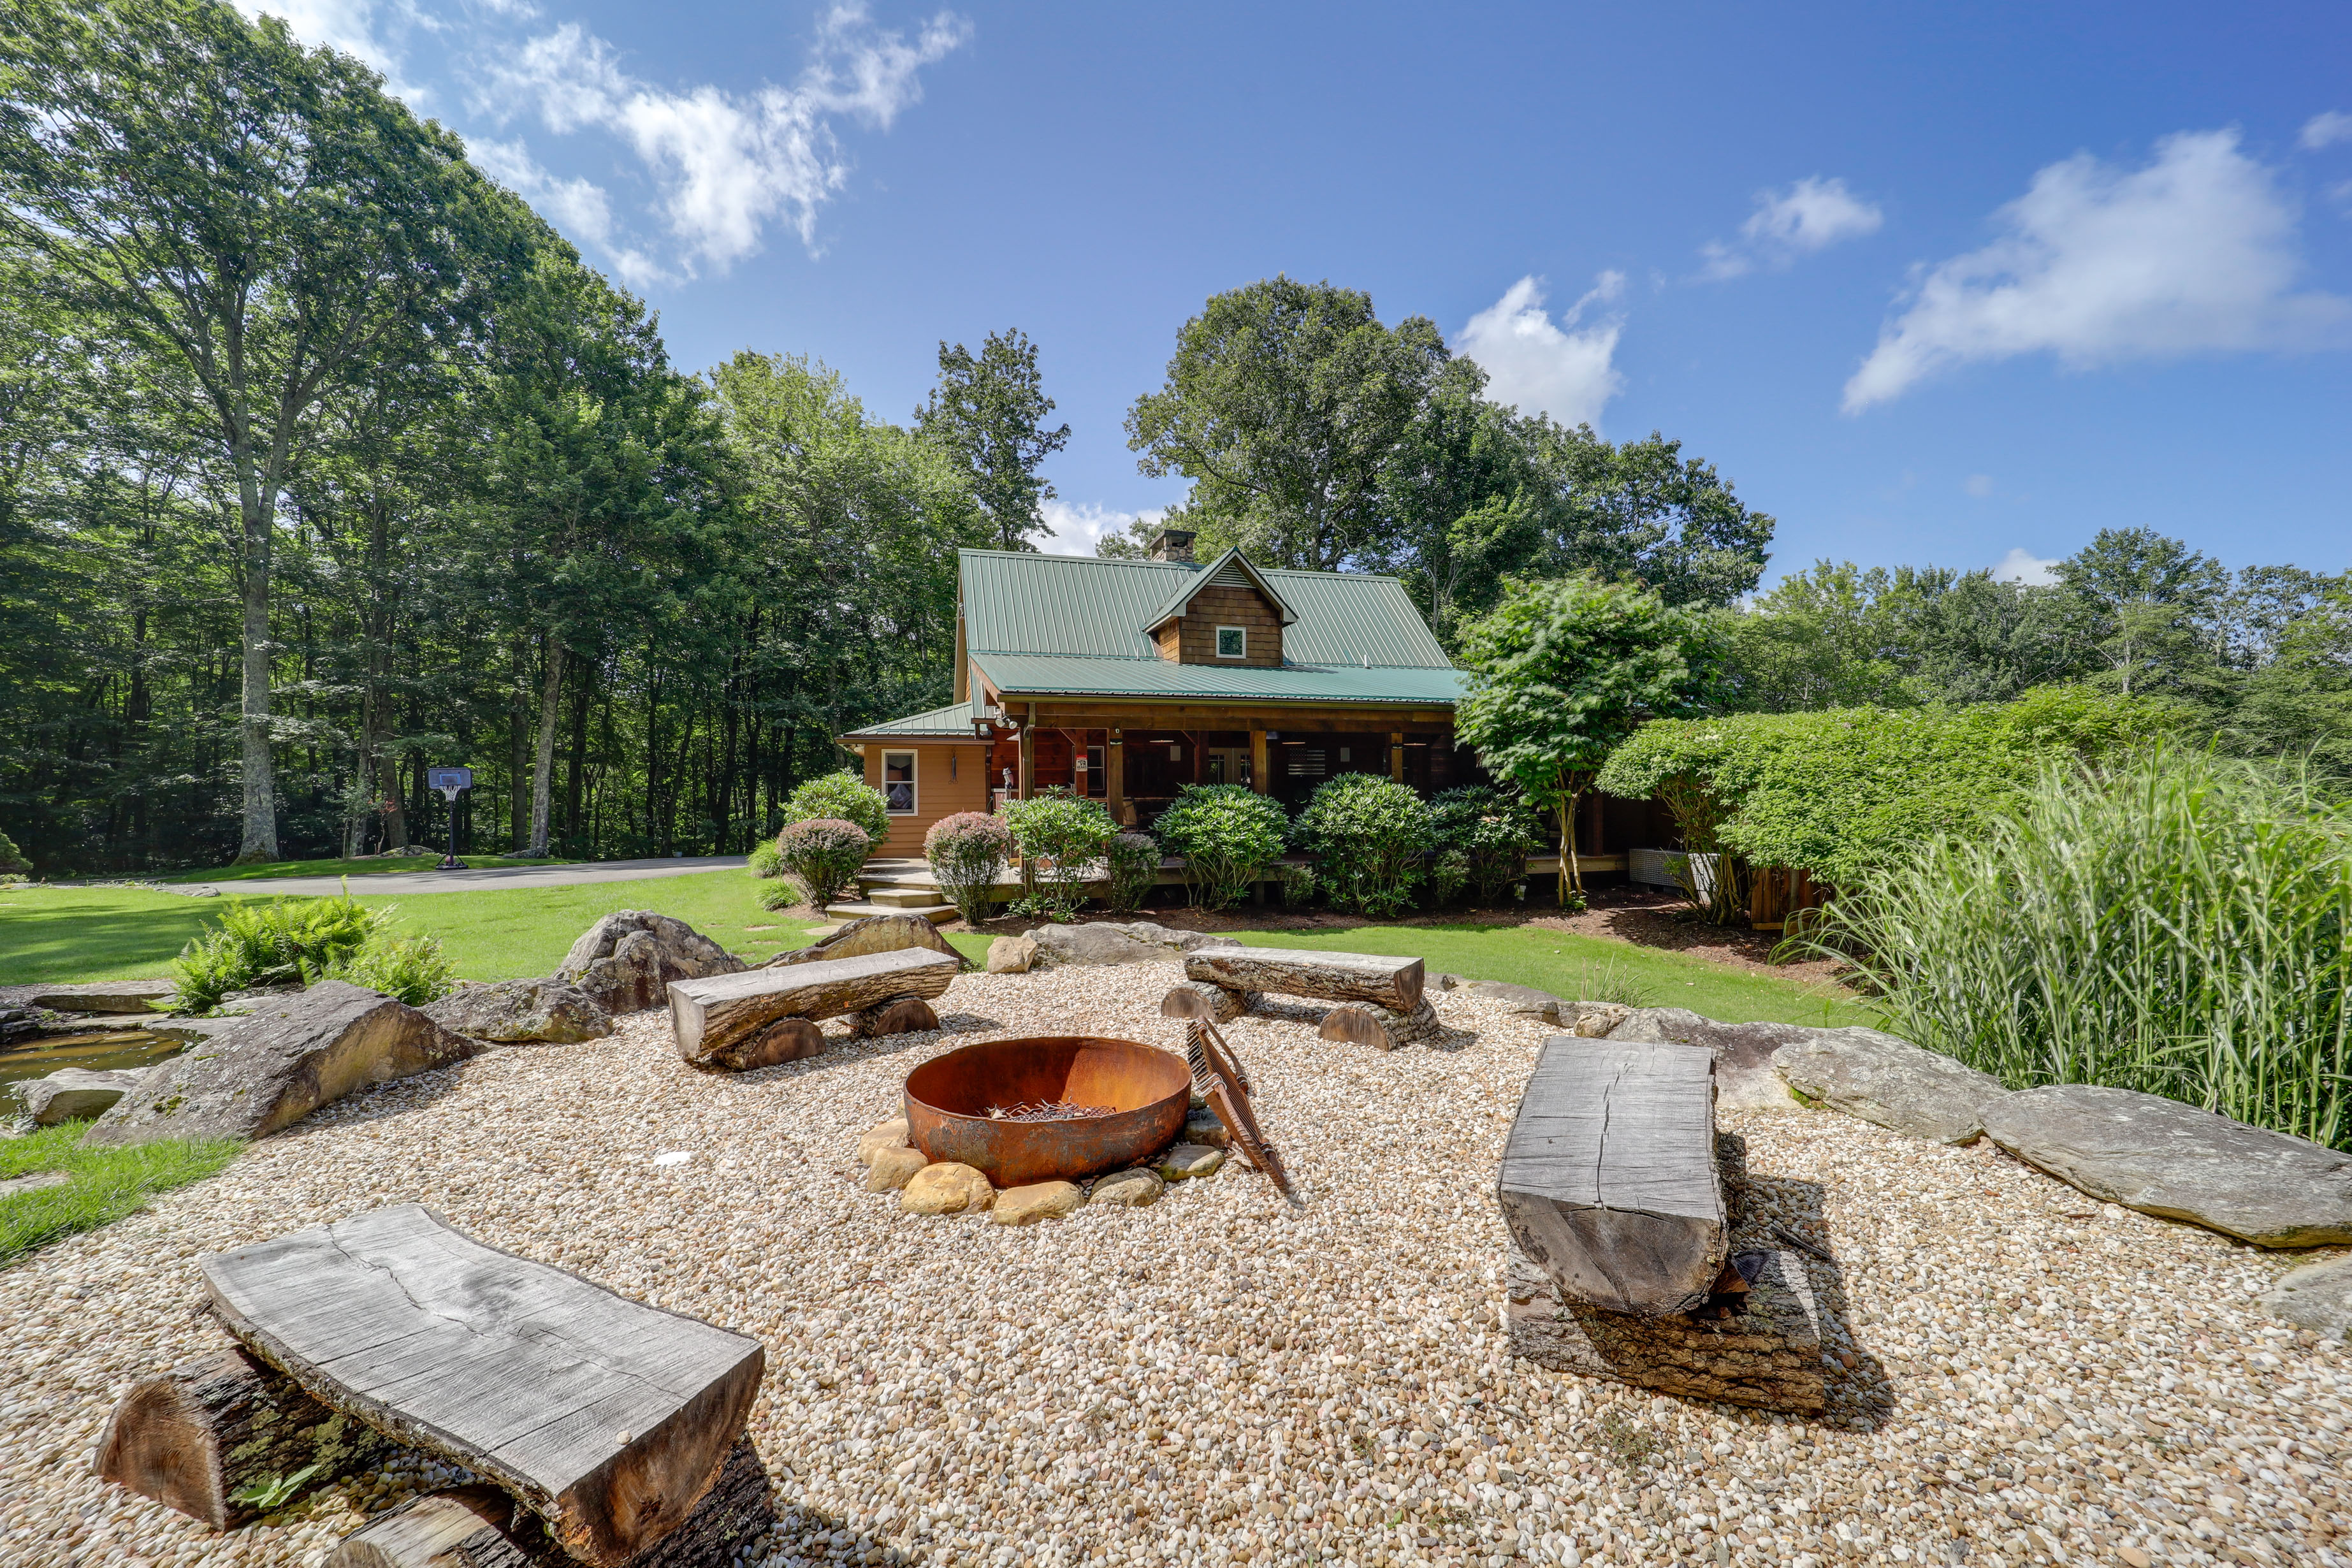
[1152,785,1288,911]
[781,771,891,845]
[776,818,875,910]
[999,789,1116,920]
[1294,774,1432,918]
[925,811,1015,924]
[1804,748,2352,1151]
[1428,785,1542,904]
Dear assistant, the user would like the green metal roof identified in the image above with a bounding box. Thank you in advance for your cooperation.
[958,549,1455,669]
[841,702,977,739]
[969,652,1467,706]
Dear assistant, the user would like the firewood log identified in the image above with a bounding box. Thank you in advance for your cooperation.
[848,995,938,1039]
[95,1342,395,1529]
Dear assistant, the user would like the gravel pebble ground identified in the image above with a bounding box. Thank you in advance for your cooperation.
[2,967,2348,1568]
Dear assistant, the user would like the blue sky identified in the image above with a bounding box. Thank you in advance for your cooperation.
[257,0,2351,583]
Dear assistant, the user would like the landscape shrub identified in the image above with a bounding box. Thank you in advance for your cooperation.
[781,772,890,845]
[326,932,458,1006]
[747,839,785,879]
[1104,832,1161,915]
[757,880,801,913]
[1293,774,1432,918]
[1428,786,1543,904]
[0,829,27,876]
[1428,849,1470,906]
[1152,785,1289,911]
[173,897,386,1014]
[925,811,1015,924]
[1804,748,2352,1151]
[776,818,874,910]
[1275,860,1321,907]
[1596,684,2172,922]
[999,789,1116,920]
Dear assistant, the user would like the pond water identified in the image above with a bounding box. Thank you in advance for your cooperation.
[1,1029,186,1108]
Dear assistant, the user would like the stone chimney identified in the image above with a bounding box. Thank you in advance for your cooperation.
[1147,526,1196,563]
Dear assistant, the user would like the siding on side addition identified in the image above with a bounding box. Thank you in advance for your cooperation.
[861,741,988,858]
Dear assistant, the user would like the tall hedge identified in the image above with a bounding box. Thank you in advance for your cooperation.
[1594,685,2174,889]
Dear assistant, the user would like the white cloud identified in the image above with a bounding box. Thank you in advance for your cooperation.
[1454,273,1625,430]
[1040,502,1164,557]
[1994,548,2059,586]
[482,4,969,275]
[1844,129,2350,412]
[1702,176,1883,279]
[1963,474,1994,498]
[465,135,673,287]
[2302,111,2352,151]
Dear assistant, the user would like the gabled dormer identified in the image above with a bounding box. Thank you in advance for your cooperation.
[1137,538,1295,668]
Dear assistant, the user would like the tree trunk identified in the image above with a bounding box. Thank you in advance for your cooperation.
[234,493,279,862]
[527,635,564,857]
[508,634,529,852]
[1559,789,1583,903]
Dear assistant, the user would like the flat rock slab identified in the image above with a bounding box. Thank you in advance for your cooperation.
[203,1205,764,1567]
[1609,1008,1829,1112]
[1502,1246,1825,1412]
[84,980,481,1148]
[1982,1084,2352,1248]
[147,1015,250,1047]
[20,1066,150,1125]
[425,978,613,1045]
[27,979,177,1013]
[1029,921,1240,968]
[2261,1255,2352,1341]
[1769,1028,2010,1143]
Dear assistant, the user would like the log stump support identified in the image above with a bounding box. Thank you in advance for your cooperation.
[848,994,939,1039]
[96,1341,396,1530]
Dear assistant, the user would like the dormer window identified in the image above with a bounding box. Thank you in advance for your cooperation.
[1216,626,1246,659]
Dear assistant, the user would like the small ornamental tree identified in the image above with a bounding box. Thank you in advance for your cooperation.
[925,811,1015,925]
[1428,785,1543,904]
[0,829,28,878]
[781,771,890,846]
[1152,785,1288,911]
[1456,575,1726,903]
[1293,773,1433,917]
[998,788,1115,920]
[776,818,873,910]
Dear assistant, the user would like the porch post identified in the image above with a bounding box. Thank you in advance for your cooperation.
[1018,705,1035,799]
[1107,728,1125,822]
[1390,731,1405,783]
[1249,729,1270,795]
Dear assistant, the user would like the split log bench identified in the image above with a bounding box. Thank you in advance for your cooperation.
[1494,1037,1824,1411]
[1181,946,1440,1049]
[100,1205,769,1567]
[669,946,959,1070]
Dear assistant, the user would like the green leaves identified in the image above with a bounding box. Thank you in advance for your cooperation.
[915,328,1068,552]
[1292,774,1431,918]
[781,772,890,846]
[1151,785,1288,911]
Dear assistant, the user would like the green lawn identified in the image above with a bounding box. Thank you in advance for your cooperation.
[1,1121,242,1267]
[1226,924,1875,1028]
[0,874,1854,1024]
[156,852,576,883]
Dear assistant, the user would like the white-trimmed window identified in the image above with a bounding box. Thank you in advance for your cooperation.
[882,751,917,815]
[1214,625,1246,659]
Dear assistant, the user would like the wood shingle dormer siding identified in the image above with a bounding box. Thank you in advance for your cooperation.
[1166,582,1284,666]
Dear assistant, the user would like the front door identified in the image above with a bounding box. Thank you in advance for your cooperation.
[1203,746,1252,788]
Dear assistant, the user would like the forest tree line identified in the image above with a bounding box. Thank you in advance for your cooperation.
[3,0,2344,876]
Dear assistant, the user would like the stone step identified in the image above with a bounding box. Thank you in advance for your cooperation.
[822,900,958,924]
[866,885,951,908]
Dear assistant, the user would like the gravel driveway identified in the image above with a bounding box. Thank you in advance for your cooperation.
[2,969,2345,1567]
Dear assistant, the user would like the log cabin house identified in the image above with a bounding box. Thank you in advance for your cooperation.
[839,527,1664,890]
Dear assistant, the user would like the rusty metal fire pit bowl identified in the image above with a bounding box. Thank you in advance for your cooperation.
[902,1036,1191,1188]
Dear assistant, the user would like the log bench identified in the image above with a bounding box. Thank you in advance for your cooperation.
[669,946,958,1070]
[171,1205,766,1568]
[1180,946,1439,1050]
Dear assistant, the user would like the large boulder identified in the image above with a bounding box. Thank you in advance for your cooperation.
[1606,1008,1820,1112]
[558,911,744,1013]
[1026,920,1240,968]
[423,978,612,1045]
[83,980,481,1148]
[1980,1085,2352,1248]
[18,1066,150,1126]
[764,913,961,970]
[1770,1029,2010,1143]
